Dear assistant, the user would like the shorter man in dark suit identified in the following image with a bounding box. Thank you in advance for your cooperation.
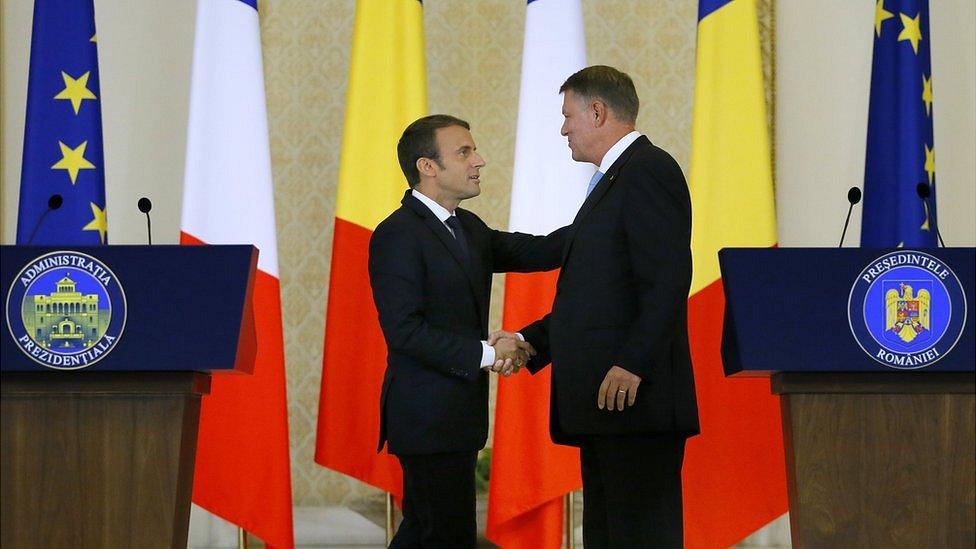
[369,115,566,547]
[493,66,700,547]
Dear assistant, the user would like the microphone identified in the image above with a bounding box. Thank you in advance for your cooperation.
[25,194,64,245]
[838,187,861,247]
[138,197,153,245]
[916,183,945,247]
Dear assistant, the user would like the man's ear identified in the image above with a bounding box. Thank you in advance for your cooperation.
[592,100,609,127]
[417,157,437,177]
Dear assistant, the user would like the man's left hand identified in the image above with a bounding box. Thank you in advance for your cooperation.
[598,365,641,411]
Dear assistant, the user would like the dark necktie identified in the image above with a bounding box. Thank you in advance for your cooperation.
[445,216,469,259]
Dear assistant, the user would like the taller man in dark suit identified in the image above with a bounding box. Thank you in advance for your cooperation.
[493,65,700,547]
[368,115,566,547]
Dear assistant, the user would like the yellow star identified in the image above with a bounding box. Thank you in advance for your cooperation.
[51,141,96,184]
[924,144,935,185]
[898,12,922,54]
[53,71,97,115]
[82,202,108,244]
[90,34,96,43]
[875,0,894,37]
[922,75,933,116]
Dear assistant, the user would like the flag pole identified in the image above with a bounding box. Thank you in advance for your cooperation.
[386,492,396,544]
[237,526,248,548]
[565,491,576,548]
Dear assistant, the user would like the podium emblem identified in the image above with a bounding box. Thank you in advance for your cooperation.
[5,251,126,370]
[848,250,966,369]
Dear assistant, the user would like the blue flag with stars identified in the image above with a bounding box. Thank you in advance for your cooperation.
[860,0,937,247]
[16,0,107,245]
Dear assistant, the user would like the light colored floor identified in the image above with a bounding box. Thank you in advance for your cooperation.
[188,502,791,548]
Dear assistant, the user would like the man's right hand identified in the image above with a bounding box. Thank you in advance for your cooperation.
[491,337,532,376]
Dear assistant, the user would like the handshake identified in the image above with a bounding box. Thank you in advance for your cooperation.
[487,330,535,377]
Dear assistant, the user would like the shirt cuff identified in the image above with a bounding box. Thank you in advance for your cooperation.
[480,341,496,368]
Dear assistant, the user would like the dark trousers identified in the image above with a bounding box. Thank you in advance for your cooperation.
[390,451,478,549]
[579,434,686,548]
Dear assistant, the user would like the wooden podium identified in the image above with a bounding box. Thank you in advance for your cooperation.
[1,246,257,548]
[721,248,975,548]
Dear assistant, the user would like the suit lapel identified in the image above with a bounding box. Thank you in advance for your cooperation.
[455,212,490,330]
[559,137,646,267]
[402,193,486,319]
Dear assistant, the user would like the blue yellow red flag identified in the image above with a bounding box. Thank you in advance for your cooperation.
[861,0,937,247]
[16,0,107,245]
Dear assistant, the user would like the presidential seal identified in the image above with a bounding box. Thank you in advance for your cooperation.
[848,250,967,370]
[5,251,126,370]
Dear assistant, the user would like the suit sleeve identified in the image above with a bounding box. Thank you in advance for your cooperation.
[368,223,483,380]
[615,156,692,381]
[488,225,570,273]
[519,314,552,373]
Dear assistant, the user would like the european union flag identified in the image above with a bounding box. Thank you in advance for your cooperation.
[16,0,107,245]
[861,0,937,247]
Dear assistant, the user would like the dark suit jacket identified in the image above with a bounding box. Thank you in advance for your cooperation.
[521,136,700,445]
[369,191,567,456]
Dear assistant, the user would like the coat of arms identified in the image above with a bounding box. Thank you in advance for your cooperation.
[884,282,931,344]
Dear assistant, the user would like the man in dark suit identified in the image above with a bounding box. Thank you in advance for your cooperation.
[368,114,566,548]
[493,65,699,547]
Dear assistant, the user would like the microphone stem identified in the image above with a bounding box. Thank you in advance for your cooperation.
[839,203,855,247]
[144,213,153,245]
[25,209,52,245]
[925,197,946,248]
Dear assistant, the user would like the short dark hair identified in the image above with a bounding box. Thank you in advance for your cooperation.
[397,114,470,187]
[559,65,639,124]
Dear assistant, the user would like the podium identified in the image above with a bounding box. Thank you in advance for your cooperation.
[1,245,257,548]
[721,248,975,547]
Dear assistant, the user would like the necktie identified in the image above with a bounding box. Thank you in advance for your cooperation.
[445,216,469,259]
[586,171,604,198]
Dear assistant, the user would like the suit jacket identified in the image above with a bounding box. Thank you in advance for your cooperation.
[521,136,700,445]
[369,191,567,456]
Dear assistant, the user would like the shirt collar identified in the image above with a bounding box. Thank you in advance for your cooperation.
[411,189,454,223]
[597,130,641,174]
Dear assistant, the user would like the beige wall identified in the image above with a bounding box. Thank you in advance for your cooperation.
[776,0,976,247]
[2,0,972,512]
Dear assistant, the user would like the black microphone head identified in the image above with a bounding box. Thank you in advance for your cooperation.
[138,197,153,213]
[916,182,930,199]
[48,194,63,210]
[847,187,862,205]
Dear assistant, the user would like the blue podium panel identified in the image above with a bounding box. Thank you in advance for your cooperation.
[2,245,257,372]
[720,248,974,376]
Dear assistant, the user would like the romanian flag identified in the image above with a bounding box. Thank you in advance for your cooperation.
[180,0,294,547]
[685,0,788,546]
[17,0,107,245]
[315,0,427,498]
[486,1,588,547]
[861,0,938,247]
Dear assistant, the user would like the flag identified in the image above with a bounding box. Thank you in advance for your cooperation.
[486,1,589,547]
[684,0,788,546]
[861,0,937,247]
[180,0,293,547]
[17,0,107,245]
[315,0,427,498]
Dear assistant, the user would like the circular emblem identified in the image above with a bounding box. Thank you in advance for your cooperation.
[848,250,967,369]
[5,251,126,370]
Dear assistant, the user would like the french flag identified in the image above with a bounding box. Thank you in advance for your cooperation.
[180,0,294,547]
[486,1,589,547]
